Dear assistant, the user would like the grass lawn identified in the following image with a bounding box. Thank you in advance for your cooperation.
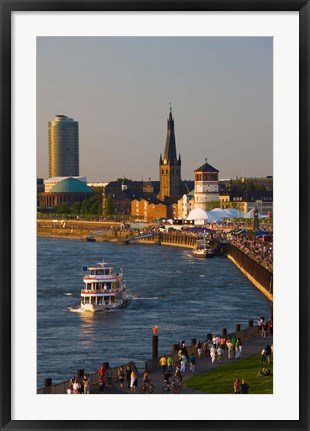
[183,354,273,394]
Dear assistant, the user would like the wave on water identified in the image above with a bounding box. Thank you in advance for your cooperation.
[64,293,73,296]
[199,274,206,277]
[128,295,160,300]
[67,307,84,313]
[67,306,125,313]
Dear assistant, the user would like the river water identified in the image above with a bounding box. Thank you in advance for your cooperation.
[37,237,271,387]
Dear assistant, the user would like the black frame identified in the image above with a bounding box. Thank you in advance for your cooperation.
[0,1,309,430]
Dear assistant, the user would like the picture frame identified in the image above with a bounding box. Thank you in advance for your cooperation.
[1,0,309,429]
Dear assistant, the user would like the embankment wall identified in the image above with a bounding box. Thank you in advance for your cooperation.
[227,244,273,302]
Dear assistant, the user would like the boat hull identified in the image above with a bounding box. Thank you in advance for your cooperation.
[193,249,214,258]
[81,298,128,313]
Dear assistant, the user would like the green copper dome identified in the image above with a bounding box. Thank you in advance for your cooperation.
[50,178,93,193]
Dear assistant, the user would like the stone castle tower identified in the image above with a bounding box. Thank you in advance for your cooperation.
[158,107,181,202]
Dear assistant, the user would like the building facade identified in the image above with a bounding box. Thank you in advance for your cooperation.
[158,108,182,203]
[177,192,195,220]
[39,177,93,208]
[219,190,273,216]
[48,115,79,177]
[44,176,87,193]
[194,160,219,210]
[131,198,178,221]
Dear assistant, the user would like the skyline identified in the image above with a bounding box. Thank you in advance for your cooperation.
[37,37,273,182]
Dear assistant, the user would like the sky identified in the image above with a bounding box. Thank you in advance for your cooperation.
[37,37,273,182]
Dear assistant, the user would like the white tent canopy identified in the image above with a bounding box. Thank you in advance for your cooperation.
[187,207,246,223]
[186,208,209,225]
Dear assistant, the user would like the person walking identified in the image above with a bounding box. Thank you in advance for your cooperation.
[220,336,226,354]
[226,339,233,359]
[98,377,105,394]
[167,354,173,375]
[189,352,196,372]
[196,341,202,359]
[262,320,268,338]
[231,335,237,356]
[210,346,216,365]
[180,354,187,373]
[238,338,242,358]
[98,365,105,380]
[217,346,223,363]
[159,355,167,374]
[235,338,240,359]
[268,317,273,335]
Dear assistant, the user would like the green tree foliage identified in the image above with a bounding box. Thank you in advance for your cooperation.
[56,203,70,214]
[103,195,113,216]
[55,195,102,216]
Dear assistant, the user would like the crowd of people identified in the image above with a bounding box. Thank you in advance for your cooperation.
[231,235,273,272]
[66,317,273,395]
[66,373,91,394]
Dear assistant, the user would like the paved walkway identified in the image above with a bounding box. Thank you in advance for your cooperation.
[89,334,273,395]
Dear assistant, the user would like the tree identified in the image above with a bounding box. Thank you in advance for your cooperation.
[104,195,113,216]
[56,202,70,214]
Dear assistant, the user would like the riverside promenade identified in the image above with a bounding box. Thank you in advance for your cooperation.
[66,333,273,395]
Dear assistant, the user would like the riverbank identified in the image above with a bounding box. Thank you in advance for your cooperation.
[39,325,273,394]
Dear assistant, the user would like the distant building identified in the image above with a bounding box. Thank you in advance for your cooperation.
[158,108,182,202]
[177,191,195,220]
[219,190,273,216]
[48,115,79,177]
[131,198,178,221]
[37,178,44,193]
[44,176,87,193]
[194,160,219,210]
[39,177,93,208]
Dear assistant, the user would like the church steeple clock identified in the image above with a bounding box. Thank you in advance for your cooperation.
[158,107,181,202]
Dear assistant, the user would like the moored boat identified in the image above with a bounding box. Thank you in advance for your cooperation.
[80,259,128,312]
[193,233,214,258]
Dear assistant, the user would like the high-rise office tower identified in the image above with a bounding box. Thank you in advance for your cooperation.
[48,115,79,177]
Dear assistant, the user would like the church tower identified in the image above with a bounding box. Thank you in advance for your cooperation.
[158,107,181,202]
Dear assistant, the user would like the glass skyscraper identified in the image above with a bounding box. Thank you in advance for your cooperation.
[48,115,79,177]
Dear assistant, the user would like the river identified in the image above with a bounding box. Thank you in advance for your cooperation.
[37,237,271,387]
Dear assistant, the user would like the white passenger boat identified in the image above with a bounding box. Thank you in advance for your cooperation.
[81,260,128,312]
[193,233,214,258]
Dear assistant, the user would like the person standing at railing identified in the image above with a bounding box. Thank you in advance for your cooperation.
[118,366,125,388]
[83,374,90,394]
[107,368,113,389]
[130,370,138,393]
[125,365,131,389]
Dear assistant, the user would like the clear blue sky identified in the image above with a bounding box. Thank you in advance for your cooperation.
[37,37,273,182]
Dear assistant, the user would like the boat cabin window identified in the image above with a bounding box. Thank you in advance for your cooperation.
[82,297,90,304]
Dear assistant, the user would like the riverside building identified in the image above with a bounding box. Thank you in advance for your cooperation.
[48,115,79,177]
[194,159,220,210]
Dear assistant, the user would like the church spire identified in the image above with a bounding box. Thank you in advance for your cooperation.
[163,106,177,162]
